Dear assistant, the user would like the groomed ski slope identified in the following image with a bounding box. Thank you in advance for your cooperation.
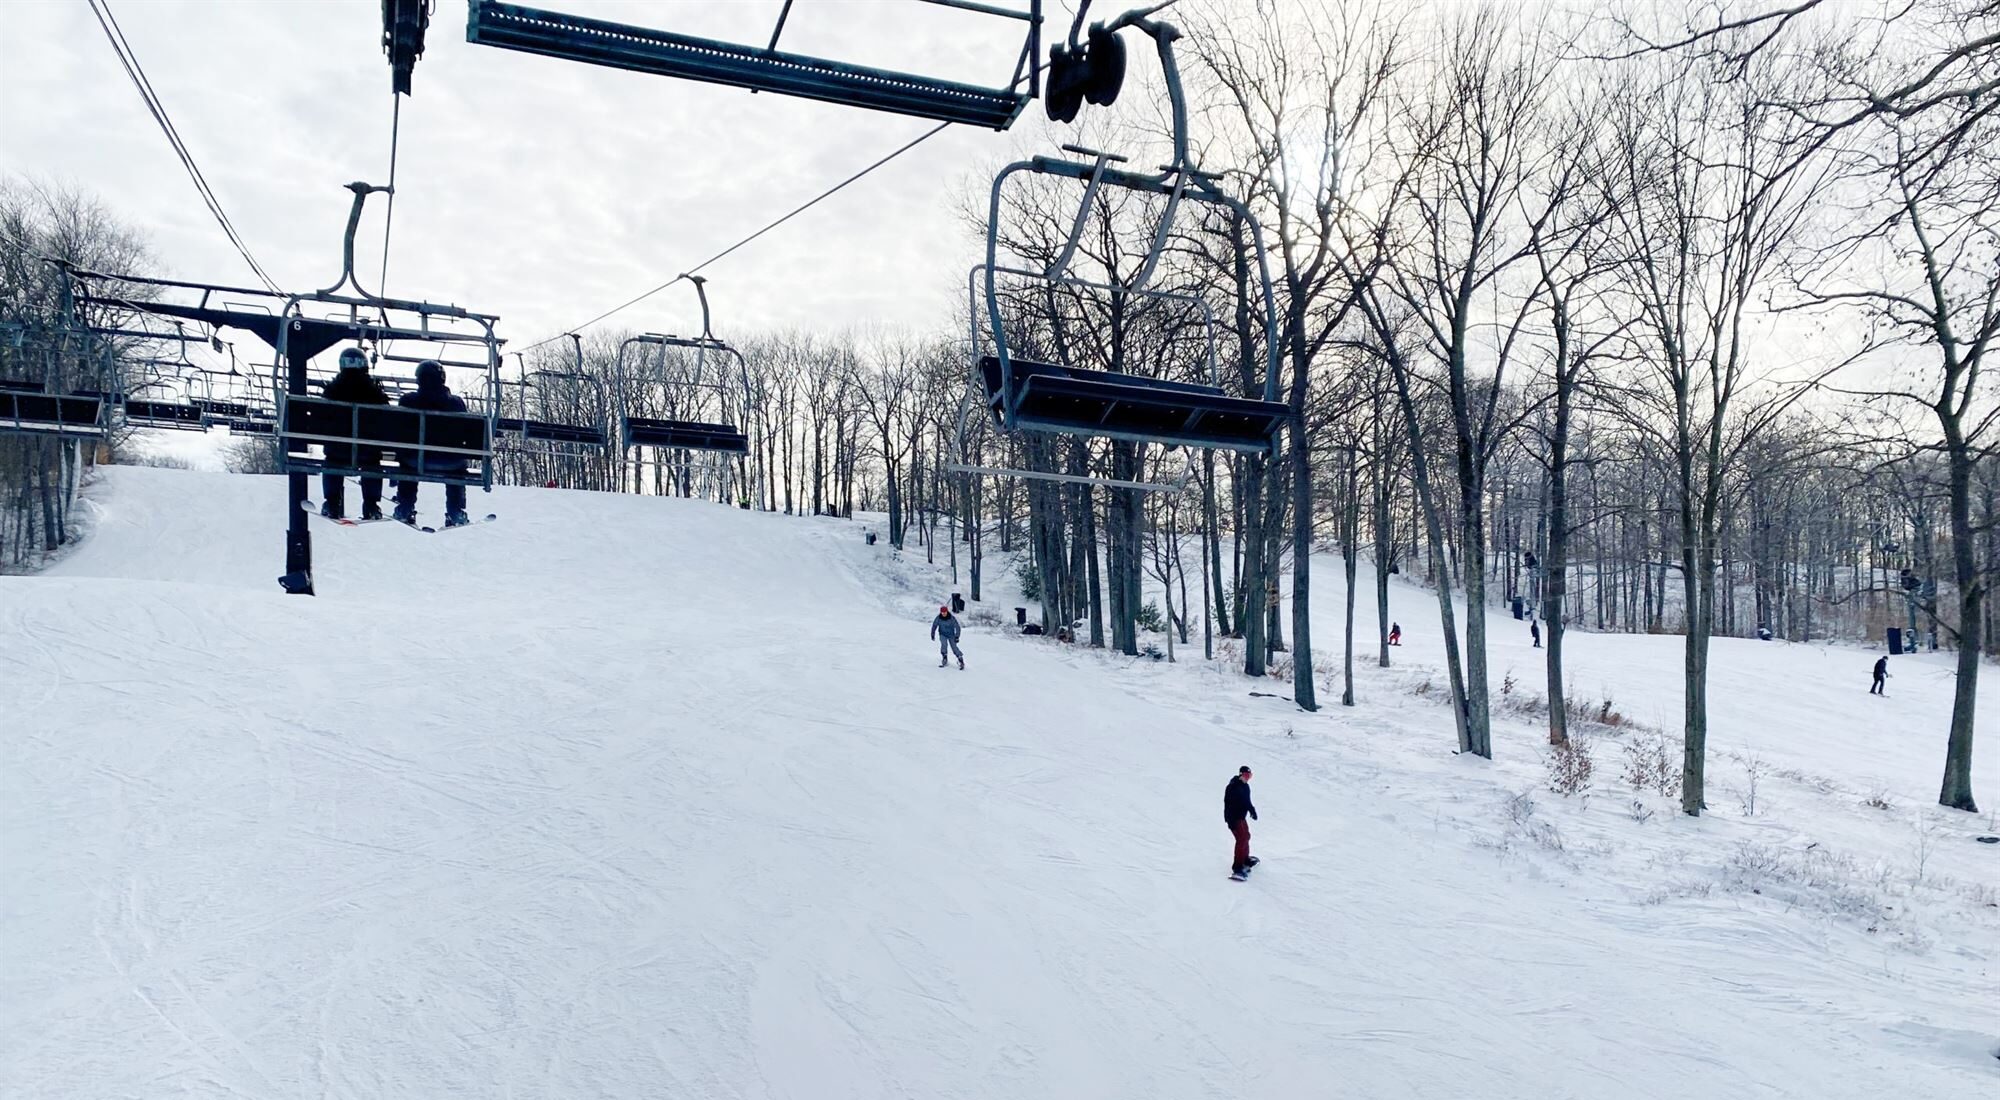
[3,466,1995,1098]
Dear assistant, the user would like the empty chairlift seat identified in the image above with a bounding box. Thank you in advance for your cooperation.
[978,355,1290,453]
[1,388,106,439]
[281,395,493,483]
[497,416,607,447]
[123,399,207,430]
[622,416,749,454]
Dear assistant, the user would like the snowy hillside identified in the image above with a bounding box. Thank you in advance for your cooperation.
[3,466,1996,1098]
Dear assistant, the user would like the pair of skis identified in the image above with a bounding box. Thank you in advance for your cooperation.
[301,500,495,534]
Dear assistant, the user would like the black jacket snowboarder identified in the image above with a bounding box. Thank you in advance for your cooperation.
[1871,655,1889,695]
[392,361,472,525]
[1225,767,1258,877]
[318,348,390,518]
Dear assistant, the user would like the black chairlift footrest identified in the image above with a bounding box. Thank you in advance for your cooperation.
[123,400,207,429]
[623,417,750,454]
[1,391,105,438]
[978,356,1290,454]
[196,399,266,421]
[466,1,1032,130]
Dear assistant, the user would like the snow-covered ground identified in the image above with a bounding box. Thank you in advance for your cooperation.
[3,466,1995,1098]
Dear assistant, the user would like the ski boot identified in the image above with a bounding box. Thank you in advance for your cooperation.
[361,502,384,522]
[393,503,418,526]
[320,501,344,520]
[445,510,471,529]
[1229,868,1249,882]
[957,657,965,670]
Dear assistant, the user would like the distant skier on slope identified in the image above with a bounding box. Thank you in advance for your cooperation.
[392,360,472,528]
[1225,765,1258,881]
[931,605,964,669]
[1871,655,1889,696]
[1531,619,1541,648]
[1388,622,1402,646]
[319,347,390,521]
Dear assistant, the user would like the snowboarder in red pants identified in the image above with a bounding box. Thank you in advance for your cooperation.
[1225,765,1258,880]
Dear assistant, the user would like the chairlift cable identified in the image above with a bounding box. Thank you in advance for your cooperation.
[378,93,404,298]
[84,0,283,295]
[518,120,951,355]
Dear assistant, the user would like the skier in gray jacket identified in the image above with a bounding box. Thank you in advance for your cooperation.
[931,606,964,669]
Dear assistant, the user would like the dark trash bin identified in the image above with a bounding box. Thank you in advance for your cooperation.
[952,593,965,613]
[1888,626,1904,655]
[1014,606,1027,626]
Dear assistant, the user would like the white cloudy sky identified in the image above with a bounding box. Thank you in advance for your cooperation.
[1,0,1079,349]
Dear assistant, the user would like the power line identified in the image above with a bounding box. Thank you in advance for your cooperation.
[518,120,952,354]
[85,0,282,294]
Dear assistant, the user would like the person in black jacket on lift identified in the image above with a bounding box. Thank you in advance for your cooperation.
[1225,766,1259,880]
[392,360,471,527]
[319,348,390,520]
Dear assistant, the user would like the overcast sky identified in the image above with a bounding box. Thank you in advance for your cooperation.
[1,0,1075,350]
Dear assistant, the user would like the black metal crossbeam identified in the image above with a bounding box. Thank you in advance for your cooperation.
[466,1,1034,130]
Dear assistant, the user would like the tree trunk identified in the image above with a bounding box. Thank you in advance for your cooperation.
[1940,424,1982,811]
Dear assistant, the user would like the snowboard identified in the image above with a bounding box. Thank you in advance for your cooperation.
[301,500,394,527]
[1229,857,1259,881]
[418,514,498,534]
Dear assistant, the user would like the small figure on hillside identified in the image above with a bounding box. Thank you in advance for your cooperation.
[1225,765,1259,881]
[1757,624,1774,641]
[1388,622,1402,646]
[320,347,389,521]
[392,360,471,528]
[1871,655,1890,696]
[931,604,964,669]
[1531,619,1542,648]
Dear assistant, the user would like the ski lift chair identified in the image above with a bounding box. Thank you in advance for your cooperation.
[954,10,1294,495]
[0,325,108,440]
[67,181,506,595]
[496,339,610,449]
[613,279,753,458]
[0,388,105,440]
[615,335,751,455]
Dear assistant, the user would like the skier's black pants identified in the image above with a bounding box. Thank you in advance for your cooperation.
[396,479,466,515]
[322,472,382,516]
[1871,675,1885,695]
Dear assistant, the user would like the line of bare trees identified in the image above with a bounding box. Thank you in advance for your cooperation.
[10,3,1989,817]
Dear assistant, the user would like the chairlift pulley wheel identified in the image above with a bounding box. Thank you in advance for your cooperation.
[1044,23,1127,123]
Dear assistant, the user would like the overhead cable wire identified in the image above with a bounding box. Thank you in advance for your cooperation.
[517,120,952,354]
[378,93,404,296]
[85,0,283,294]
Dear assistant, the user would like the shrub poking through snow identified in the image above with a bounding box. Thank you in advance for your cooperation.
[1622,733,1680,797]
[1547,737,1596,797]
[1134,600,1166,632]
